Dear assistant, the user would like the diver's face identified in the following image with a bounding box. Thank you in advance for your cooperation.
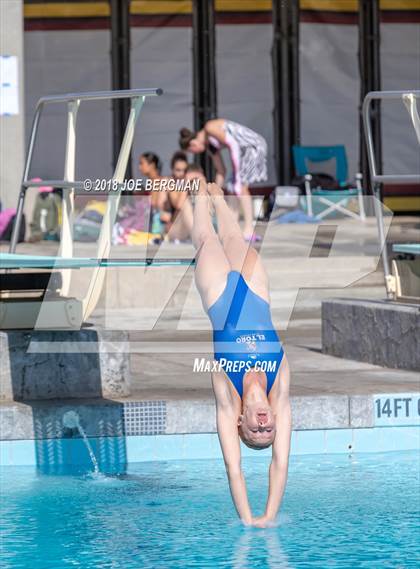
[188,138,206,153]
[172,159,188,180]
[239,406,276,447]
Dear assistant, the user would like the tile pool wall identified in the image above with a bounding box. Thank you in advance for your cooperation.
[2,393,419,442]
[1,426,419,468]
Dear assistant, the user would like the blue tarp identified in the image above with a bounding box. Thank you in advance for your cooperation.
[276,210,319,224]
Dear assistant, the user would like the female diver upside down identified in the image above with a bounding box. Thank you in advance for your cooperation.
[193,181,292,528]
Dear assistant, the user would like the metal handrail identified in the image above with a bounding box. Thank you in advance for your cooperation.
[362,90,420,299]
[362,90,420,184]
[36,88,162,105]
[7,88,163,328]
[9,88,162,254]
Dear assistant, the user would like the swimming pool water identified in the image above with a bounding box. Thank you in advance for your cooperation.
[1,450,419,568]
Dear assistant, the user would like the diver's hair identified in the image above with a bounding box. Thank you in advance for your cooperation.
[140,152,162,174]
[170,150,188,170]
[186,163,204,175]
[238,426,273,451]
[179,127,197,150]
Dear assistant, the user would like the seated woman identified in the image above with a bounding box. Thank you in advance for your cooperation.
[138,151,165,236]
[162,151,193,242]
[193,181,292,528]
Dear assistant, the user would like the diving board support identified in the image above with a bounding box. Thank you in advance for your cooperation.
[82,95,145,320]
[59,98,80,296]
[403,93,420,145]
[362,90,420,300]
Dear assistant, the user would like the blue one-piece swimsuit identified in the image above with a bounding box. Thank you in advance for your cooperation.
[207,271,284,398]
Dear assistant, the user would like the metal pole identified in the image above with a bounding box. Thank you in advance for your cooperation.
[358,0,382,200]
[290,1,300,160]
[110,0,132,178]
[82,96,145,320]
[9,106,43,253]
[59,99,81,296]
[372,182,391,289]
[192,0,217,179]
[271,0,300,185]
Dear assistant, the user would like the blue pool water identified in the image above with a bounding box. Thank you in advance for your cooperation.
[1,450,419,568]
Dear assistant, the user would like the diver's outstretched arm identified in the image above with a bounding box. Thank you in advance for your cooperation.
[212,372,253,525]
[265,401,291,521]
[216,405,253,525]
[255,358,291,527]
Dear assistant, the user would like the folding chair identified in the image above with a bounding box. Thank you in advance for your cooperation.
[292,145,366,221]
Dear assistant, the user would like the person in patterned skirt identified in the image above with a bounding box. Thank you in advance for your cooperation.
[179,119,268,242]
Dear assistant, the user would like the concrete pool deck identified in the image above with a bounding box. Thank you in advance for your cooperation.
[1,216,419,440]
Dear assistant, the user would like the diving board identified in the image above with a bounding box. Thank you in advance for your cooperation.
[0,253,195,270]
[0,252,195,328]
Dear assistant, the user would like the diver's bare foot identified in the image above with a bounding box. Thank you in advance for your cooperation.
[193,178,214,215]
[197,179,208,196]
[207,182,224,198]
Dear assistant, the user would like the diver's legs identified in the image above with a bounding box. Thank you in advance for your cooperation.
[207,183,269,300]
[166,196,194,242]
[239,184,255,239]
[192,181,230,310]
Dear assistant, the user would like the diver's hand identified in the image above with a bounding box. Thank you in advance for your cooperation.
[241,516,253,527]
[251,515,275,528]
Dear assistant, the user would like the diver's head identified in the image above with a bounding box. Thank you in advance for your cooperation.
[238,375,276,449]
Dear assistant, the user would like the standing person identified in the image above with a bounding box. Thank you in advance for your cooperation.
[138,152,165,235]
[192,181,291,527]
[179,119,268,242]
